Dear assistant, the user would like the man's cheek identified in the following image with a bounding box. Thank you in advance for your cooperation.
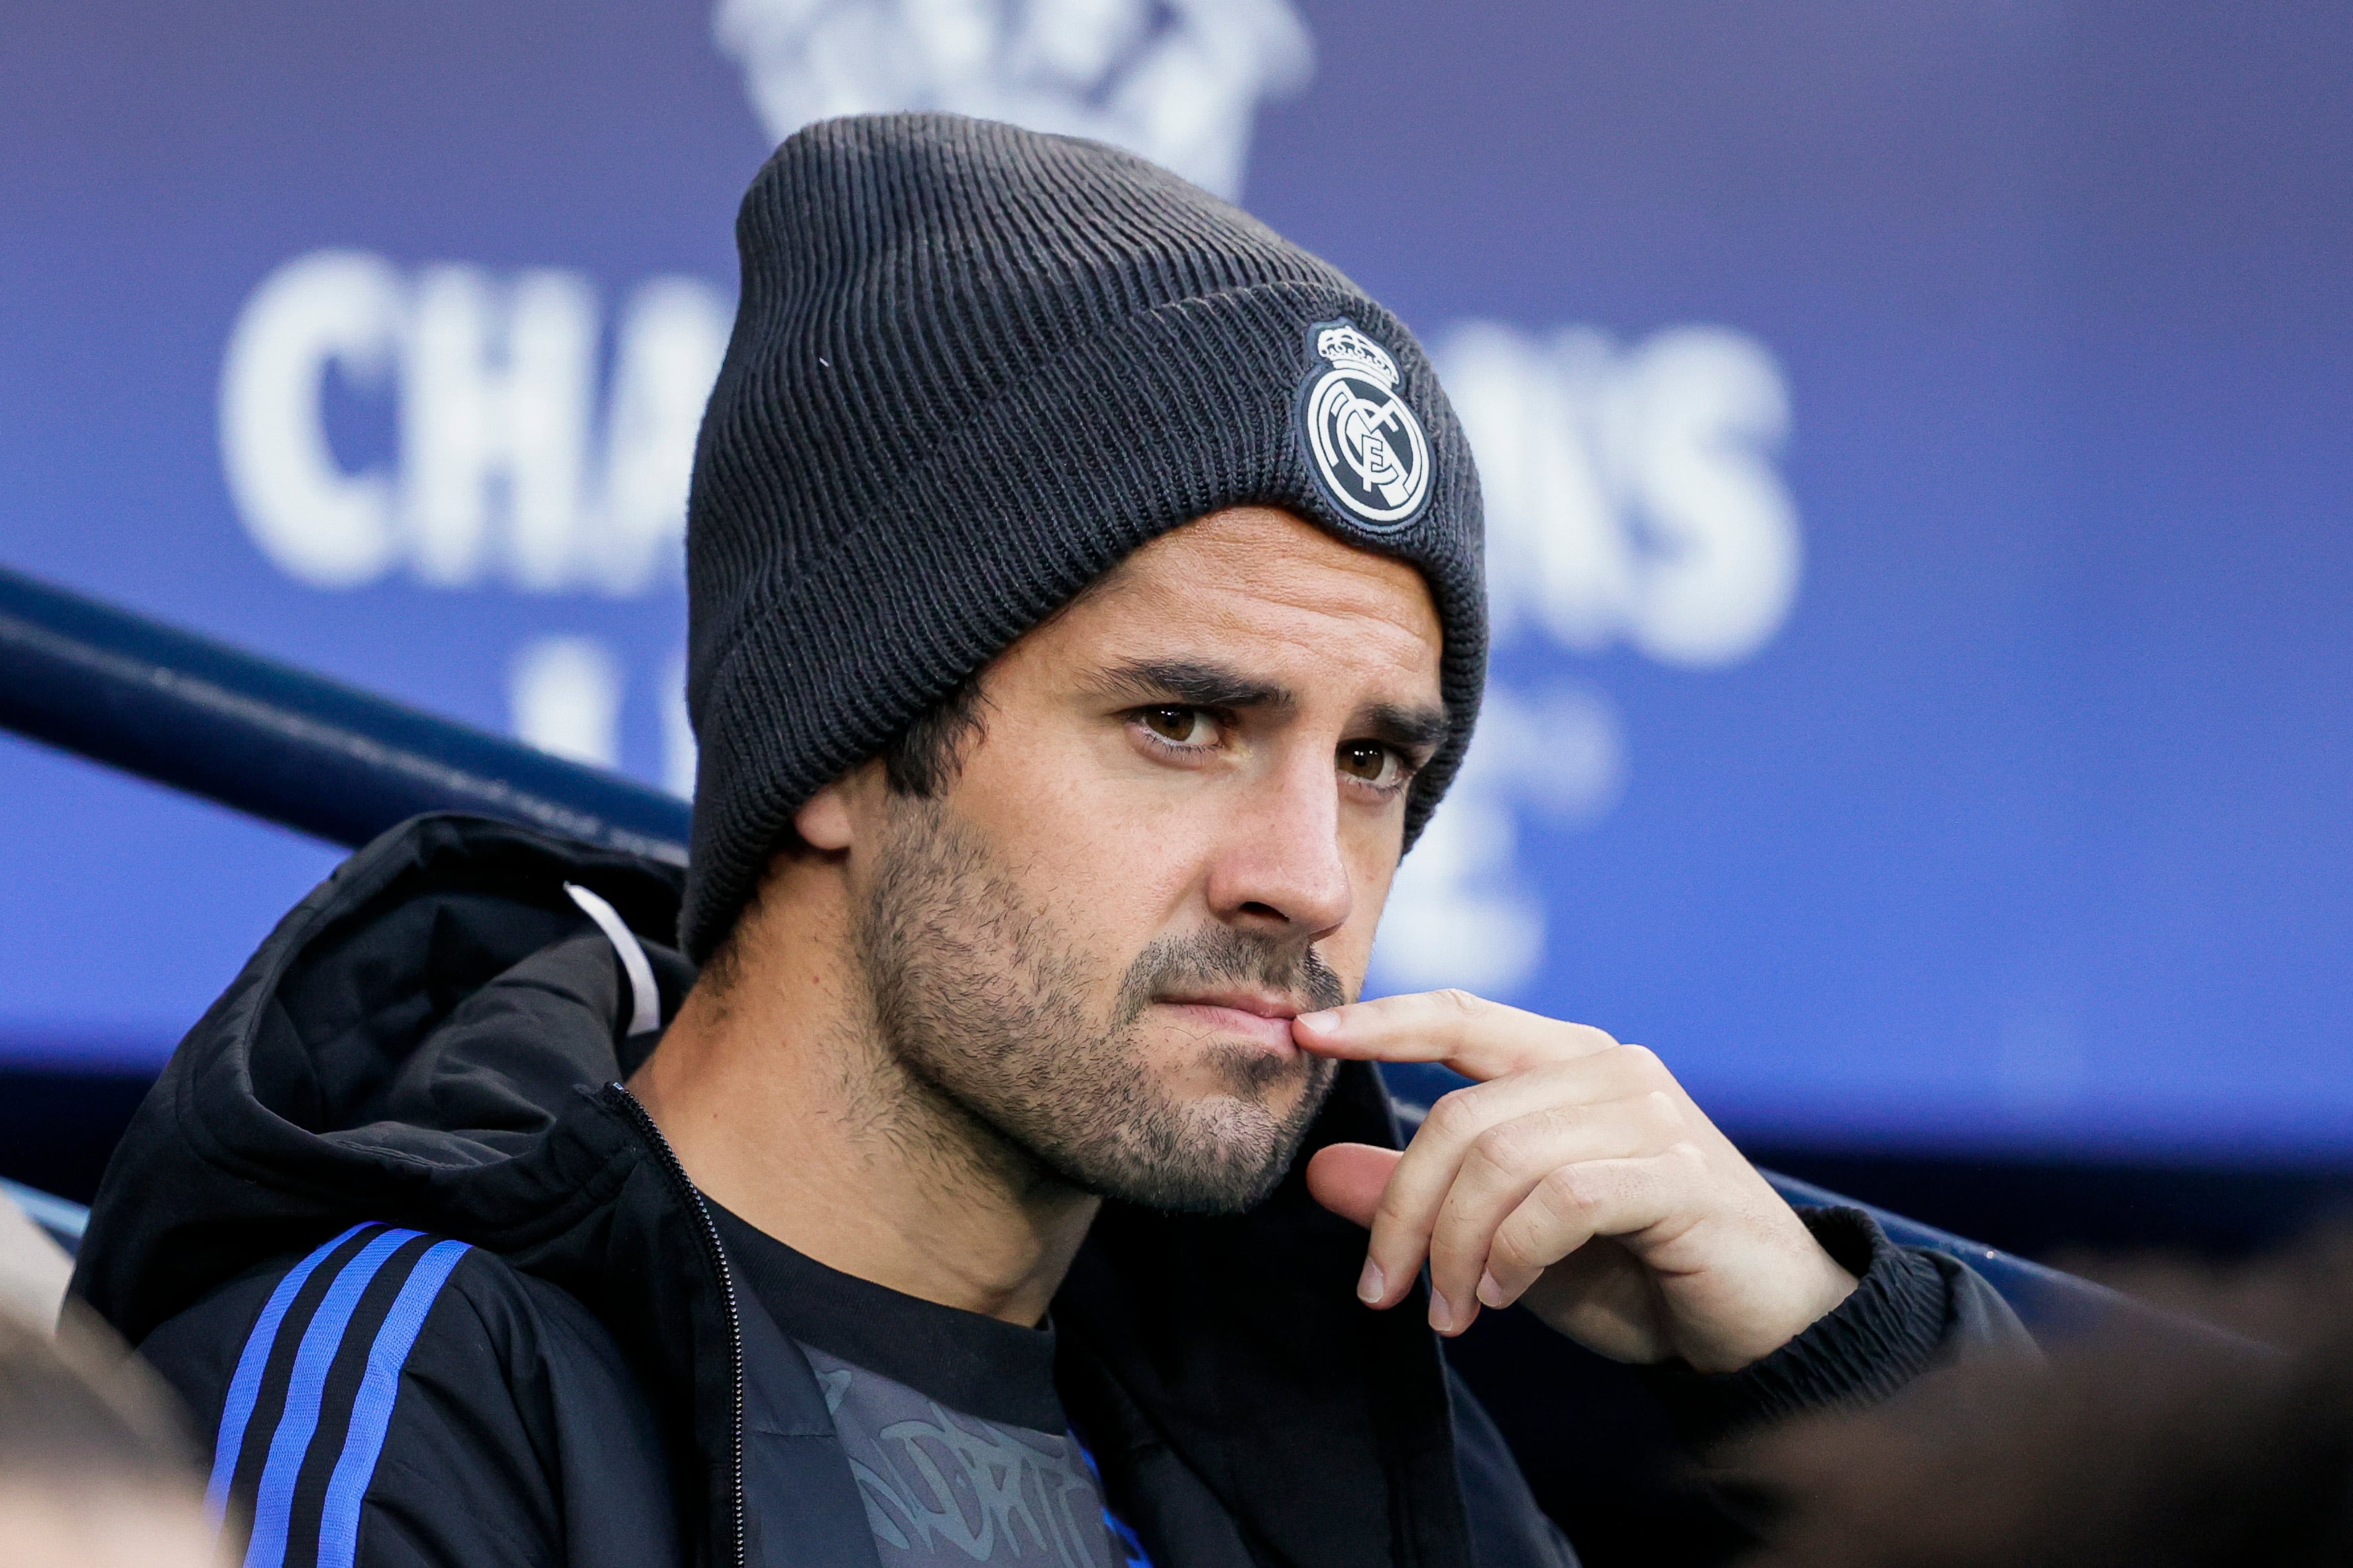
[1330,864,1399,992]
[1320,923,1381,1002]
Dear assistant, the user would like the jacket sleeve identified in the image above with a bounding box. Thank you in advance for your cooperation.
[1637,1206,2035,1449]
[136,1224,675,1568]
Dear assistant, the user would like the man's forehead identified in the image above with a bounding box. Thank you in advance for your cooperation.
[1076,507,1444,680]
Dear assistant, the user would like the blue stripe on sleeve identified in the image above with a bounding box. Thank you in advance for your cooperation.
[241,1227,421,1568]
[207,1224,372,1524]
[1103,1507,1154,1568]
[313,1238,471,1568]
[1070,1432,1154,1568]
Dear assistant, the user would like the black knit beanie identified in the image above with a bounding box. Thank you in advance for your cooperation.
[680,112,1487,963]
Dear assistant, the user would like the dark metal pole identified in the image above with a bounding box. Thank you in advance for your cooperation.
[1763,1169,2246,1345]
[0,565,690,862]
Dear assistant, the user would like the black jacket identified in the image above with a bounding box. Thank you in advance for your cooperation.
[73,815,2027,1568]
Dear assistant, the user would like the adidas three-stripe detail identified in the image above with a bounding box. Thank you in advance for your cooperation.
[207,1224,472,1568]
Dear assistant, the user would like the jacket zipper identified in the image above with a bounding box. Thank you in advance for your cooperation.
[608,1082,747,1568]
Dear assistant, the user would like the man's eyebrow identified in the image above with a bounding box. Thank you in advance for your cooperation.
[1087,658,1295,713]
[1356,701,1451,757]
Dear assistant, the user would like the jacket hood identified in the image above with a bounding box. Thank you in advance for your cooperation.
[76,811,1470,1567]
[74,814,698,1342]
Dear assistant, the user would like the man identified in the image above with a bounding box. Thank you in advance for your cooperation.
[74,113,2022,1568]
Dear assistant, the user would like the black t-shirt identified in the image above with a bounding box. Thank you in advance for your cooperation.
[708,1200,1149,1568]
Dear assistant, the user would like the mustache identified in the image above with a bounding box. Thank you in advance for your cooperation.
[1112,927,1346,1029]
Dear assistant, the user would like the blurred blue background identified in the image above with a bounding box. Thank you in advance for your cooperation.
[3,0,2348,1171]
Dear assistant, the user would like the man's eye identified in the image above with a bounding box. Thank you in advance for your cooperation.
[1139,706,1215,746]
[1337,741,1403,788]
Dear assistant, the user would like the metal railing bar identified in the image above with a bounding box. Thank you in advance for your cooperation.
[0,566,689,862]
[2,1176,89,1251]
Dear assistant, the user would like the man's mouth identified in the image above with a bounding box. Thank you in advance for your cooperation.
[1153,990,1304,1053]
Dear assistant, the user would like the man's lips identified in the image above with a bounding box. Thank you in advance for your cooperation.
[1154,991,1304,1051]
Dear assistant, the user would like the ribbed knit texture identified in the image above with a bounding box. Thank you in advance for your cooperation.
[681,113,1486,961]
[1641,1208,1957,1448]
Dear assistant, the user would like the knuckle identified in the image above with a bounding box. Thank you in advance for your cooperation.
[1425,1088,1485,1141]
[1466,1121,1531,1175]
[1488,1224,1541,1274]
[1539,1165,1599,1217]
[1613,1043,1669,1085]
[1615,1043,1663,1074]
[1431,988,1487,1036]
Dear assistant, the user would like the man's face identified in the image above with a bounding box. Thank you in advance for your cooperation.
[828,507,1449,1213]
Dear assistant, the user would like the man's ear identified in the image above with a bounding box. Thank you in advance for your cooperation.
[794,778,857,852]
[794,758,889,853]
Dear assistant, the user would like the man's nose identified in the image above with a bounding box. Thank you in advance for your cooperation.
[1203,746,1354,941]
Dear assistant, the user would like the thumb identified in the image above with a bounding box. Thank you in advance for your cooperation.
[1305,1142,1403,1229]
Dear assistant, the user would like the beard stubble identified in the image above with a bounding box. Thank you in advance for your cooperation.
[853,800,1344,1214]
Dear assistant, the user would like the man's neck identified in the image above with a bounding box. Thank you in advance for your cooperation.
[626,857,1099,1328]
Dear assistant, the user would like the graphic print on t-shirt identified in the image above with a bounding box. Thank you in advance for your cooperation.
[805,1345,1122,1568]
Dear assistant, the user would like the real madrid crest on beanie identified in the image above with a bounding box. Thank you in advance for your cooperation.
[679,111,1486,963]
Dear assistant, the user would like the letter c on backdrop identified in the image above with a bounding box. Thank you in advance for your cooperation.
[219,249,406,590]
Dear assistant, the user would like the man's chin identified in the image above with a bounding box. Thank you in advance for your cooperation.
[1076,1144,1296,1215]
[1069,1063,1338,1216]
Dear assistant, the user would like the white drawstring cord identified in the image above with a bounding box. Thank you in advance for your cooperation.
[563,882,662,1039]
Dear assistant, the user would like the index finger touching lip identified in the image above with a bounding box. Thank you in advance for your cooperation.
[1290,989,1619,1082]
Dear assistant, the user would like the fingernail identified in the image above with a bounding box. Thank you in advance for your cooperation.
[1356,1258,1386,1304]
[1477,1270,1505,1309]
[1297,1010,1339,1034]
[1427,1288,1452,1333]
